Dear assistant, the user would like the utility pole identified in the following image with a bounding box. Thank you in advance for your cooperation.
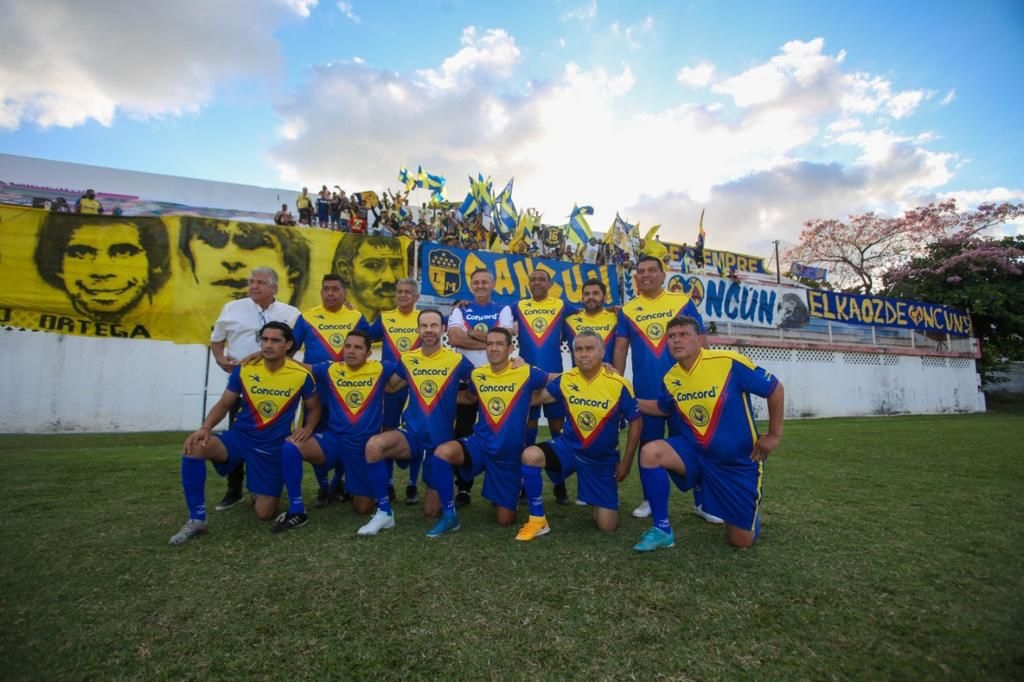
[774,240,781,284]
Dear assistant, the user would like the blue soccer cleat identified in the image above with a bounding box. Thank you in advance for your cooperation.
[632,527,676,552]
[426,512,461,538]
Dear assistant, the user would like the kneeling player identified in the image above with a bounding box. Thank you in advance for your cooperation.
[428,328,549,537]
[278,330,400,536]
[169,322,320,545]
[518,331,642,540]
[633,316,784,551]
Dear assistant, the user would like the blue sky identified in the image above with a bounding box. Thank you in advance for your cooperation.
[1,0,1021,255]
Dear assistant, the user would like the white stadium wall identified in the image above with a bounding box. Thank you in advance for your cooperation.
[0,327,983,433]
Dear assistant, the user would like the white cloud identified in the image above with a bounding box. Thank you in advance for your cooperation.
[940,89,957,106]
[282,0,318,16]
[676,62,715,88]
[336,1,360,23]
[269,31,978,257]
[610,16,654,49]
[0,0,294,130]
[561,0,597,22]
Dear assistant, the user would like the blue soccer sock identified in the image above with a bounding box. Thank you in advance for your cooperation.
[281,442,305,514]
[368,459,393,514]
[386,459,394,487]
[331,465,345,492]
[526,426,538,446]
[431,453,456,512]
[521,464,546,517]
[639,465,672,533]
[181,455,207,522]
[693,483,705,508]
[408,449,423,486]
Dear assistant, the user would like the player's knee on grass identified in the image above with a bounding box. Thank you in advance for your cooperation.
[521,445,545,467]
[254,496,279,520]
[726,525,756,548]
[593,507,618,532]
[495,506,517,527]
[353,496,375,515]
[422,489,440,519]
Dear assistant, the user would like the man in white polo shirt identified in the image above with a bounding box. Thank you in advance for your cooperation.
[210,266,301,510]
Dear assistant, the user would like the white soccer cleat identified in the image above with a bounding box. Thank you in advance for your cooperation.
[357,510,395,536]
[631,500,652,518]
[693,504,724,525]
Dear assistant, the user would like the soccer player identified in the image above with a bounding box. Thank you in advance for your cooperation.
[446,267,513,507]
[366,277,423,504]
[612,255,719,523]
[516,331,643,541]
[363,309,475,522]
[427,328,550,537]
[169,321,320,545]
[632,316,784,551]
[276,330,401,536]
[209,267,301,512]
[564,278,618,364]
[292,273,370,505]
[514,269,570,446]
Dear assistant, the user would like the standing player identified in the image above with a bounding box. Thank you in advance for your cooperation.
[209,267,301,513]
[513,269,570,446]
[366,277,423,504]
[427,328,550,537]
[564,278,618,364]
[363,309,475,522]
[612,255,720,524]
[632,316,784,551]
[517,331,643,541]
[446,268,514,507]
[169,321,320,544]
[276,330,400,535]
[291,273,370,505]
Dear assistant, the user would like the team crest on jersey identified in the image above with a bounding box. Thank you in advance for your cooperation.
[258,401,277,418]
[688,404,710,427]
[428,249,462,296]
[397,337,412,351]
[531,317,547,334]
[346,391,364,408]
[421,380,438,398]
[473,322,489,333]
[577,410,597,432]
[487,396,506,416]
[646,322,664,340]
[330,333,343,346]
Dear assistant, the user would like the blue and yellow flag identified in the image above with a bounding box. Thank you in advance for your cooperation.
[495,178,518,236]
[566,204,594,247]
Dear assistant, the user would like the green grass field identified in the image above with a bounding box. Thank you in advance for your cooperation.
[2,410,1022,681]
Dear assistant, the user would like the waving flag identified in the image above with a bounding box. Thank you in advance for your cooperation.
[639,224,668,264]
[565,204,594,247]
[495,178,518,236]
[694,209,706,268]
[397,167,416,192]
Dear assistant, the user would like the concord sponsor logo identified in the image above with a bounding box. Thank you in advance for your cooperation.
[568,395,610,409]
[250,386,294,397]
[675,386,717,401]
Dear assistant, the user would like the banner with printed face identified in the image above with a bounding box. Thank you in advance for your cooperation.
[0,207,411,344]
[806,289,973,337]
[667,274,811,330]
[420,242,621,305]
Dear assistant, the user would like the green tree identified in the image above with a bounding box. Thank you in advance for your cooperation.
[884,233,1024,383]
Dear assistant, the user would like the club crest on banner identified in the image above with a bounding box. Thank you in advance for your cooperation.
[428,249,463,297]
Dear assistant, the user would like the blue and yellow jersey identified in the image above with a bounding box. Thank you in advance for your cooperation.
[367,308,420,363]
[396,347,475,448]
[312,360,397,441]
[657,349,779,462]
[293,305,369,364]
[514,297,572,372]
[564,308,618,364]
[616,290,703,398]
[228,358,316,445]
[547,367,639,458]
[467,363,550,460]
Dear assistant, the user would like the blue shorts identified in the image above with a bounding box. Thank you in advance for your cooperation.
[398,428,436,486]
[383,388,408,429]
[313,432,372,496]
[528,401,566,423]
[458,436,521,511]
[639,414,667,443]
[663,436,763,535]
[212,431,283,498]
[539,439,619,510]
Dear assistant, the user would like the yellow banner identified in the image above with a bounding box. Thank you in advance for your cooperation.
[0,207,410,344]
